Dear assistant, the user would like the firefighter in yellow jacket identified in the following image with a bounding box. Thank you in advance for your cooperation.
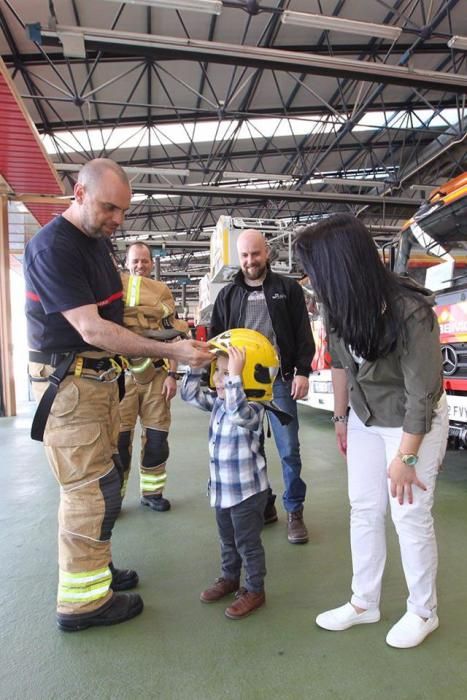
[118,243,188,511]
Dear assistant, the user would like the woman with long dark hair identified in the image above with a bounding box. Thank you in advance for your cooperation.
[294,214,449,649]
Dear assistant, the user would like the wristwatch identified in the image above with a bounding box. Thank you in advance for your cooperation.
[167,371,178,379]
[331,415,348,424]
[397,451,419,466]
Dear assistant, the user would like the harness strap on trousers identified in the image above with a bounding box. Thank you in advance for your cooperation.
[29,352,127,441]
[30,352,77,442]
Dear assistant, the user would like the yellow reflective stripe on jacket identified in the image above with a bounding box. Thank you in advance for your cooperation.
[127,357,152,373]
[140,472,167,491]
[74,356,84,377]
[58,566,111,603]
[160,301,172,318]
[126,275,142,307]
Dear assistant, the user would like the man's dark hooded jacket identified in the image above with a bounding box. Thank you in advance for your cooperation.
[210,268,315,379]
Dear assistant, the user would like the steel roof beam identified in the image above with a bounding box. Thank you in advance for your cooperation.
[274,0,463,203]
[105,137,433,168]
[129,183,419,208]
[4,41,454,68]
[114,238,210,248]
[34,26,467,94]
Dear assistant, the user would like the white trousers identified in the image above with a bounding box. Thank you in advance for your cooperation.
[346,395,449,619]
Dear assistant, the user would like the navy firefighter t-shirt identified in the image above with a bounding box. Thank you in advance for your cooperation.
[24,215,124,353]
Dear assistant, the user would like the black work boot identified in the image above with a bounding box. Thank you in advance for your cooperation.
[263,492,278,525]
[287,507,309,544]
[57,593,144,632]
[109,561,139,591]
[141,494,171,511]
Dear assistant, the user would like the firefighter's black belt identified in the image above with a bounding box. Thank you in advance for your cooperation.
[29,350,71,366]
[29,351,117,373]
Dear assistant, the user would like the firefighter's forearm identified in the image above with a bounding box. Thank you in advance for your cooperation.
[62,304,173,359]
[65,310,168,358]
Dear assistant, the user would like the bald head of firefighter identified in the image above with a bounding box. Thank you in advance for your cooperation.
[68,158,132,240]
[126,242,154,278]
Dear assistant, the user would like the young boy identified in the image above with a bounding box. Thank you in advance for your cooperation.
[181,329,279,620]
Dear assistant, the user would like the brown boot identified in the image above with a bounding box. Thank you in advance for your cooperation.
[200,577,239,603]
[287,507,308,544]
[225,588,265,620]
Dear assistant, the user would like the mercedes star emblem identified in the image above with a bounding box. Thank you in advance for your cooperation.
[441,344,458,376]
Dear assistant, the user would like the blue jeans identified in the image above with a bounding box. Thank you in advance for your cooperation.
[269,377,306,513]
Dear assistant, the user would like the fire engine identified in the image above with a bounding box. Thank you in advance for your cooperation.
[300,173,467,449]
[395,173,467,448]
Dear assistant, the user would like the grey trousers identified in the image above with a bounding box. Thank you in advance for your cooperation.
[215,490,268,593]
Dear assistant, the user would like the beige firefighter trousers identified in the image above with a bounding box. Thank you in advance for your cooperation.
[118,368,171,497]
[29,355,121,615]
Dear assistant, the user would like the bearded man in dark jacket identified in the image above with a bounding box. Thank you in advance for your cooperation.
[210,229,315,544]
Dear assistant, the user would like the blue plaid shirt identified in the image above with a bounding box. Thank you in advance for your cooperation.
[181,370,269,508]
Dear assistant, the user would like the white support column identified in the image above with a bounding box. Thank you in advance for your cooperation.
[0,187,16,416]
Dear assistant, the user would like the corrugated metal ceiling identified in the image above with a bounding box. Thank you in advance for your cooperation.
[0,59,67,227]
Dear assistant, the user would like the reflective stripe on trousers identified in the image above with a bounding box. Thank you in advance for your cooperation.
[59,566,112,604]
[119,372,171,497]
[140,467,167,495]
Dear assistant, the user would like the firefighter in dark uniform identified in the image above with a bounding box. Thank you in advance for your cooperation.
[24,158,212,631]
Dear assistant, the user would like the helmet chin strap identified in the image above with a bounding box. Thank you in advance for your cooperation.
[263,402,293,426]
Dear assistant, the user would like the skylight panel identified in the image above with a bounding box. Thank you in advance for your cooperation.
[41,108,462,157]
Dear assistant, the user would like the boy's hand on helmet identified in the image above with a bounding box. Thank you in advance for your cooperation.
[227,346,246,376]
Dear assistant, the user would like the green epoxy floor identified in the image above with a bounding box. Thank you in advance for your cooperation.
[1,397,466,700]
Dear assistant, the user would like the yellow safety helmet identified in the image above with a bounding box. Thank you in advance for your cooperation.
[209,328,279,402]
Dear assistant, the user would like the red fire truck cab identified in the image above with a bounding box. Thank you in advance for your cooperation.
[396,173,467,448]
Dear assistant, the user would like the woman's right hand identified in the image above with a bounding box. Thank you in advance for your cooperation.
[335,422,348,457]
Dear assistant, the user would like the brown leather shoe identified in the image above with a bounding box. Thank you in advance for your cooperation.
[225,588,265,620]
[287,507,309,544]
[200,577,239,603]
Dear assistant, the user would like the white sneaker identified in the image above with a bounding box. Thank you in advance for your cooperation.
[316,602,381,631]
[386,612,439,648]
